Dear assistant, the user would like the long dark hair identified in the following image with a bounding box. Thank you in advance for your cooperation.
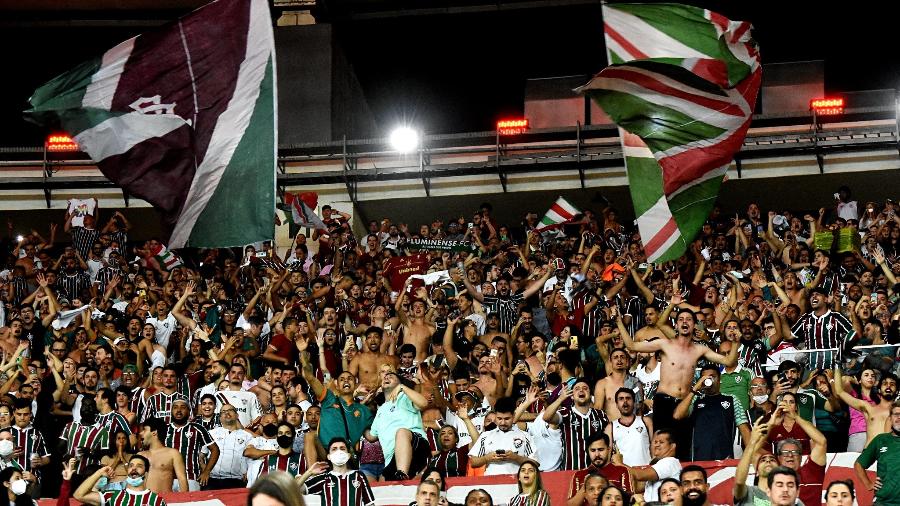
[0,467,34,506]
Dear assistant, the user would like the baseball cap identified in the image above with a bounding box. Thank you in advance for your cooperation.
[122,364,138,374]
[552,258,566,271]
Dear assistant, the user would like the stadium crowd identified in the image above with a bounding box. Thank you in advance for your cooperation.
[1,185,900,506]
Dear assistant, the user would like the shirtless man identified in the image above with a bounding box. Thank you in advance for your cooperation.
[616,303,738,458]
[635,306,666,342]
[397,279,436,363]
[349,326,399,390]
[835,366,898,447]
[593,347,642,421]
[472,354,504,406]
[138,417,188,493]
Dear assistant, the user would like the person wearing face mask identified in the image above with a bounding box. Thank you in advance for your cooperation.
[244,414,281,487]
[252,422,307,484]
[0,430,16,472]
[297,438,374,506]
[74,455,167,506]
[0,467,35,506]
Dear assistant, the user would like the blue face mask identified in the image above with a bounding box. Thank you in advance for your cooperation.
[125,476,144,487]
[96,476,109,489]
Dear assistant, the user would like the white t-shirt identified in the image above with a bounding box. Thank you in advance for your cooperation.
[146,313,177,350]
[245,436,279,487]
[214,389,263,427]
[526,412,562,472]
[468,427,536,475]
[444,411,484,449]
[643,456,682,502]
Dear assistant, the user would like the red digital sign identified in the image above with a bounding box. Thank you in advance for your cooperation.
[810,97,844,116]
[46,133,79,152]
[497,118,529,135]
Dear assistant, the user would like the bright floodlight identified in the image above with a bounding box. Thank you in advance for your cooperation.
[389,127,419,153]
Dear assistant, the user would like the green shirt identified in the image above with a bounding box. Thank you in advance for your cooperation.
[317,389,373,450]
[720,366,753,413]
[857,432,900,505]
[795,390,816,423]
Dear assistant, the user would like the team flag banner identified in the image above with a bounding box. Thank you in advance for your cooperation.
[578,2,761,262]
[155,245,184,271]
[25,0,277,249]
[537,196,581,231]
[404,238,477,252]
[283,191,326,230]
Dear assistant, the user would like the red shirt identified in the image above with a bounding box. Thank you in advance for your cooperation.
[798,458,825,506]
[550,307,585,337]
[268,333,298,365]
[767,422,811,455]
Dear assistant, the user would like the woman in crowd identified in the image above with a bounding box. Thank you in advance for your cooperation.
[507,461,550,506]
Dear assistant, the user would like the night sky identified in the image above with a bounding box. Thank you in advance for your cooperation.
[1,1,897,145]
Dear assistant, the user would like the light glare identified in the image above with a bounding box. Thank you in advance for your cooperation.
[389,127,419,153]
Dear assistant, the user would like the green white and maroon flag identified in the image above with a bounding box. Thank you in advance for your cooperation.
[537,196,581,231]
[25,0,276,249]
[578,3,761,262]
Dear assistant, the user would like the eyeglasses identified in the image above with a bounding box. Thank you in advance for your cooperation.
[778,450,801,456]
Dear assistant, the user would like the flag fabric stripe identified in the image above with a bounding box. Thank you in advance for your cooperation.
[284,192,326,230]
[25,0,276,250]
[537,197,581,231]
[581,3,761,263]
[82,38,136,110]
[186,54,276,247]
[169,0,273,248]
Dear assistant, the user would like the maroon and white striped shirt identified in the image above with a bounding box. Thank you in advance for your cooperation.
[143,391,189,424]
[558,406,609,471]
[163,422,214,481]
[305,470,375,506]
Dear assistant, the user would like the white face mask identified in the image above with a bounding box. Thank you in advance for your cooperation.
[0,440,13,458]
[328,450,350,467]
[752,394,769,404]
[10,479,28,496]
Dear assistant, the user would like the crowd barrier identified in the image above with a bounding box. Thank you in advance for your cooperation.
[41,452,875,505]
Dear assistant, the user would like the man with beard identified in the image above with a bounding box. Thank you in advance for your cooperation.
[618,305,738,461]
[790,287,856,370]
[59,397,108,473]
[855,403,900,505]
[75,454,167,506]
[396,279,436,363]
[567,433,631,505]
[544,378,609,470]
[836,367,898,447]
[18,275,56,358]
[143,366,189,424]
[301,349,373,456]
[207,404,252,490]
[69,366,100,423]
[680,465,714,506]
[462,268,552,334]
[607,388,653,466]
[192,360,228,406]
[214,363,262,427]
[771,360,816,423]
[468,397,536,476]
[165,399,218,491]
[348,326,399,390]
[138,417,188,493]
[593,346,643,421]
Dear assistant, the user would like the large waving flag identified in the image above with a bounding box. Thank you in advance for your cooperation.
[578,3,761,262]
[25,0,276,249]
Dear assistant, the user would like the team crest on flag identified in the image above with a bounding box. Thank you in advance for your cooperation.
[25,0,277,249]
